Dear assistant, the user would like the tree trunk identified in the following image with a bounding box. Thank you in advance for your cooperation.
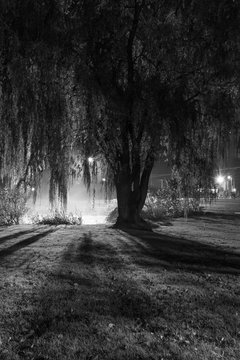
[115,184,141,226]
[113,155,154,230]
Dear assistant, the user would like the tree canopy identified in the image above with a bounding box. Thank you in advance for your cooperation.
[0,0,240,226]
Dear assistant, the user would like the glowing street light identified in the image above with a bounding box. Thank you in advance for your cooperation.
[227,175,232,180]
[31,187,35,192]
[88,157,94,164]
[102,178,106,182]
[216,175,224,184]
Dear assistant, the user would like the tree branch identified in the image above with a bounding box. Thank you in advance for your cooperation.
[127,0,145,86]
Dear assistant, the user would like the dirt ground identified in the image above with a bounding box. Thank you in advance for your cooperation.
[0,214,240,359]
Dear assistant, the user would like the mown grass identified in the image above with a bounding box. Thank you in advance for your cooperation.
[0,217,239,360]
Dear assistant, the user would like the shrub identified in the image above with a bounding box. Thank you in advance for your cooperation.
[0,187,29,225]
[144,185,201,220]
[32,209,82,225]
[106,184,201,223]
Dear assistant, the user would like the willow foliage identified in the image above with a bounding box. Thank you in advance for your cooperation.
[0,0,240,212]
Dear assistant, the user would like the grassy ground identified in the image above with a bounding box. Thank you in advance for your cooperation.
[0,214,240,359]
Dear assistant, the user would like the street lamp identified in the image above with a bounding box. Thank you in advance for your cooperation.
[216,175,224,184]
[88,157,94,164]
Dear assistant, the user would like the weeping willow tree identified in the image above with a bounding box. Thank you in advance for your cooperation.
[0,0,240,227]
[72,0,240,227]
[0,0,81,207]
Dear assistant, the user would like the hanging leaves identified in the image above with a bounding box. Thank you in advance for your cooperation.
[0,0,240,208]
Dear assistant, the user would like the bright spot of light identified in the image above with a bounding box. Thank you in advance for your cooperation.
[227,175,232,180]
[88,157,94,164]
[232,188,236,193]
[31,187,35,192]
[216,175,224,184]
[102,178,106,182]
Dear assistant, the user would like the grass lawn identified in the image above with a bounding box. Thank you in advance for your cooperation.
[0,214,240,359]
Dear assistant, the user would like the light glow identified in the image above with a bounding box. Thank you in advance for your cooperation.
[216,175,224,184]
[88,157,94,164]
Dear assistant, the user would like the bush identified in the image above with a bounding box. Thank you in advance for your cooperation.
[144,185,201,220]
[106,184,201,223]
[0,187,29,225]
[32,209,82,225]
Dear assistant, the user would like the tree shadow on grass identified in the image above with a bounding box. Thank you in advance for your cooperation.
[31,230,240,340]
[29,232,133,342]
[14,227,240,360]
[195,212,240,220]
[63,231,125,269]
[0,229,44,245]
[191,213,240,223]
[0,228,57,259]
[120,228,240,275]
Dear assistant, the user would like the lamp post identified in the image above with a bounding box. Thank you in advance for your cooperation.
[227,175,232,192]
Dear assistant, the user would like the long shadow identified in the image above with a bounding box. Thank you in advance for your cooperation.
[193,213,240,221]
[121,228,240,274]
[11,227,240,358]
[63,231,125,269]
[0,229,44,245]
[0,229,57,259]
[77,232,94,264]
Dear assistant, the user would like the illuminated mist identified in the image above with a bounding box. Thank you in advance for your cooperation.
[25,172,115,225]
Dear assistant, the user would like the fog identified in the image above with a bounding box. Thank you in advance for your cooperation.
[27,173,115,225]
[23,161,165,225]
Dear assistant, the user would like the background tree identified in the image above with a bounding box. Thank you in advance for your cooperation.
[0,0,240,228]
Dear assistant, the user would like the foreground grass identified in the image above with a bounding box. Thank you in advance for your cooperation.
[0,216,240,359]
